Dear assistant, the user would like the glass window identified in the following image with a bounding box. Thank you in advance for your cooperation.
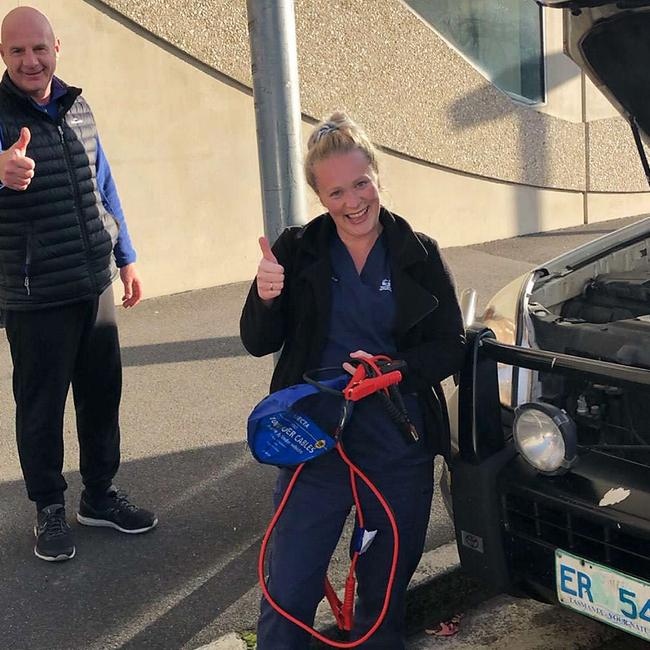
[404,0,545,104]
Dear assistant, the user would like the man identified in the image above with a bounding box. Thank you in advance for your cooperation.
[0,6,157,562]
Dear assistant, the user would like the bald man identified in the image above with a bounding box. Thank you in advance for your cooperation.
[0,6,157,562]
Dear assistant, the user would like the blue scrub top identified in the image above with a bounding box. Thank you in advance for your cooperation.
[319,230,431,471]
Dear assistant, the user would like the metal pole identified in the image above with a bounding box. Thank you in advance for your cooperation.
[246,0,306,243]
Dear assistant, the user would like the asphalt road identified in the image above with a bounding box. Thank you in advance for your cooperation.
[408,592,650,649]
[0,214,645,650]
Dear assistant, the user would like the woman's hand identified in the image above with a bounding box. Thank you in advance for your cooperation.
[342,349,373,375]
[256,236,285,303]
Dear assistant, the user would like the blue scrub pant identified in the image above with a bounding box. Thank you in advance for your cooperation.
[257,452,434,649]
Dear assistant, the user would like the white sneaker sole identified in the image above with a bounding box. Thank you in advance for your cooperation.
[34,547,76,561]
[76,513,158,534]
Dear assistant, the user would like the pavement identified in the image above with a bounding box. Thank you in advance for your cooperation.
[0,213,646,650]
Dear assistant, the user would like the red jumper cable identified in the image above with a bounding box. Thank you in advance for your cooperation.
[258,355,414,648]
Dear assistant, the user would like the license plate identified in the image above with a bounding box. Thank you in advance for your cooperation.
[556,549,650,641]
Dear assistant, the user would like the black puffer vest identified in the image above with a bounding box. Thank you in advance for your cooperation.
[0,73,118,310]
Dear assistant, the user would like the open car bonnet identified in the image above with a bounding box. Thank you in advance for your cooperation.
[538,1,650,183]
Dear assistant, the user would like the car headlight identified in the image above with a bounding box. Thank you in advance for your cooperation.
[513,402,577,475]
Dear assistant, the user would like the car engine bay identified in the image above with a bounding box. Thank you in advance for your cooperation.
[527,240,650,464]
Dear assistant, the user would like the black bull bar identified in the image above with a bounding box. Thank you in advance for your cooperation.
[458,325,650,464]
[451,326,650,593]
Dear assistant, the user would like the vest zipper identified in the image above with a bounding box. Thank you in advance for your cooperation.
[24,231,32,295]
[57,123,97,293]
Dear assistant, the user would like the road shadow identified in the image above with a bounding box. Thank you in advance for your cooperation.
[0,442,275,650]
[121,336,248,367]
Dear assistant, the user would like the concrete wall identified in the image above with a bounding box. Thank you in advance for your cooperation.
[1,0,264,298]
[1,0,648,298]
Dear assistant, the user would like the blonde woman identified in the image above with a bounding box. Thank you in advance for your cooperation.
[241,112,465,649]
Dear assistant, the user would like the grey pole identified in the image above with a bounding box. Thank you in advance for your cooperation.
[246,0,307,244]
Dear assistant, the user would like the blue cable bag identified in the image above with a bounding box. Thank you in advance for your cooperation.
[247,375,348,467]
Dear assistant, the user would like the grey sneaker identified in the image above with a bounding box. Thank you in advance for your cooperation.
[77,486,158,534]
[34,504,75,562]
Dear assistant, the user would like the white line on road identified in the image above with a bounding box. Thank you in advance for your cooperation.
[161,450,256,514]
[86,452,262,650]
[86,534,259,650]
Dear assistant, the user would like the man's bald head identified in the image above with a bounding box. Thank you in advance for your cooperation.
[0,6,59,103]
[1,6,55,45]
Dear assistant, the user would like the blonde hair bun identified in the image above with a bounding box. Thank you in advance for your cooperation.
[304,111,379,192]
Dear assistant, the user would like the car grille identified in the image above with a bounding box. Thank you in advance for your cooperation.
[502,491,650,582]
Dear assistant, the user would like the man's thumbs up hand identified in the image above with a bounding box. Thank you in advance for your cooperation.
[13,127,31,157]
[0,127,35,191]
[256,236,285,302]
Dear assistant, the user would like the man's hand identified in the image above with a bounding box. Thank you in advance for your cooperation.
[256,236,285,303]
[0,128,35,191]
[119,263,142,308]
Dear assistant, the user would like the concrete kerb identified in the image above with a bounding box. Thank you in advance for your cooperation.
[196,541,494,649]
[199,633,247,650]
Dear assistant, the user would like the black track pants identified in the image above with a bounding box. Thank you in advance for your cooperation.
[5,285,122,509]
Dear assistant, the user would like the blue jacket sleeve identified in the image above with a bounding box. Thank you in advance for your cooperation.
[96,135,137,267]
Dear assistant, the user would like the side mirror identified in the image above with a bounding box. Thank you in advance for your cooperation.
[460,288,478,329]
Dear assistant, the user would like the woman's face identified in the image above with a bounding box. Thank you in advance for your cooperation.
[313,149,380,243]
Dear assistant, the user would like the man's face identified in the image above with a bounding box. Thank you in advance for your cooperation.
[0,11,59,103]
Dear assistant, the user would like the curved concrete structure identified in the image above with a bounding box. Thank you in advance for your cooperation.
[2,0,647,296]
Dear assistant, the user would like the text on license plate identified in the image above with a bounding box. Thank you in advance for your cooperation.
[556,549,650,641]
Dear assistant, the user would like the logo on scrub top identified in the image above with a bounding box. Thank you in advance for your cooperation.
[379,278,392,292]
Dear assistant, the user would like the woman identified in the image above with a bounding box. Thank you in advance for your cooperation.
[240,112,466,649]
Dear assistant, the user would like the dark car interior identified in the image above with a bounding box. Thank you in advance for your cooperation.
[581,11,650,136]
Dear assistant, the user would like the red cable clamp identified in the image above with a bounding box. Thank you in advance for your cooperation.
[344,370,403,401]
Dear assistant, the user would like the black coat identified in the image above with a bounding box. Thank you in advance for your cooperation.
[240,207,466,460]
